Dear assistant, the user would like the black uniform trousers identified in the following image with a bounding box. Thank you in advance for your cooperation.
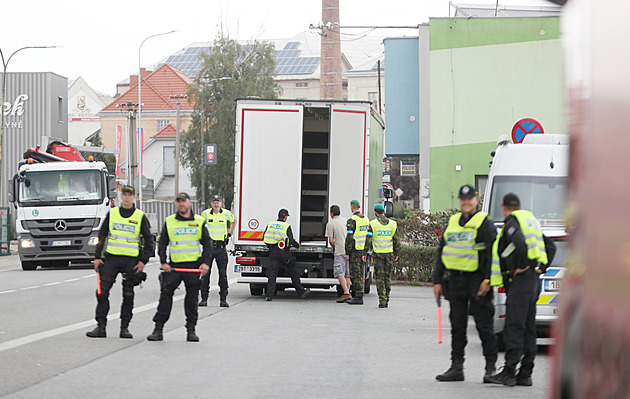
[504,269,540,376]
[200,244,229,301]
[94,255,138,328]
[153,263,202,329]
[266,248,305,299]
[447,272,498,365]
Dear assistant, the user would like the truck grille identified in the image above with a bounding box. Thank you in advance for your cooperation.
[24,218,97,238]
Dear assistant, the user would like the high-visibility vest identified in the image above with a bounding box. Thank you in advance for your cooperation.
[202,208,235,240]
[348,214,370,250]
[490,209,548,286]
[441,212,488,272]
[263,221,290,247]
[58,176,69,195]
[369,218,397,254]
[106,207,144,257]
[166,214,205,263]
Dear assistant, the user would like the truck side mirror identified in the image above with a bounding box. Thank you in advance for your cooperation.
[384,201,394,218]
[107,176,116,199]
[7,177,15,203]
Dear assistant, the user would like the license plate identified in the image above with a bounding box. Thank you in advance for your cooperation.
[52,240,71,246]
[544,279,561,292]
[236,265,262,273]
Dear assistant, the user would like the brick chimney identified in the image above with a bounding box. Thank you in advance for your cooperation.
[129,68,147,88]
[320,0,342,100]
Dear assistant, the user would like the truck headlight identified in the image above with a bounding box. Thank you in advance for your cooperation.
[20,239,35,248]
[87,237,99,246]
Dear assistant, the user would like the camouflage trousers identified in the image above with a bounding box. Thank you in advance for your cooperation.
[348,252,365,298]
[373,252,394,304]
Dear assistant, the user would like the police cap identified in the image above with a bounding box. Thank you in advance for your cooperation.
[176,192,190,201]
[278,208,290,218]
[458,184,478,199]
[121,185,135,195]
[502,193,521,207]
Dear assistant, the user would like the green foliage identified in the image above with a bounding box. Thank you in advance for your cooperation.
[395,208,458,247]
[180,33,279,209]
[81,131,116,174]
[391,245,438,283]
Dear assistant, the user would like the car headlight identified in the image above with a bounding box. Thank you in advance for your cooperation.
[87,237,99,246]
[20,239,35,248]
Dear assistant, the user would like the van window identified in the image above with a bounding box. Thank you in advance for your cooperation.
[488,176,567,226]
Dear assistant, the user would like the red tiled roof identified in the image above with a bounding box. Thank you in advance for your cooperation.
[102,64,194,112]
[154,123,177,137]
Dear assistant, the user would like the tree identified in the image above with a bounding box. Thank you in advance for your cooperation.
[181,33,279,209]
[81,130,116,174]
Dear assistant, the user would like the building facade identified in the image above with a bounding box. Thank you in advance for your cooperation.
[67,77,112,146]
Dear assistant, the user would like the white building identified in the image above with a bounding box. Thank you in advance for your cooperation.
[67,77,112,145]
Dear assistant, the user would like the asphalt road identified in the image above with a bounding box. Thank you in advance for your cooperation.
[0,253,551,398]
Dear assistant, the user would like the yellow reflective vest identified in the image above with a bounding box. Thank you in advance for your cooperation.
[106,207,144,257]
[202,208,235,240]
[490,210,548,286]
[441,212,488,272]
[369,218,397,254]
[349,214,370,250]
[263,221,290,247]
[166,214,205,263]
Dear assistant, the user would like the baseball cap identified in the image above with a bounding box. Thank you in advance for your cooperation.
[374,203,385,211]
[121,185,135,195]
[210,194,222,202]
[458,184,478,199]
[278,208,290,218]
[350,199,361,207]
[502,193,521,207]
[176,192,190,201]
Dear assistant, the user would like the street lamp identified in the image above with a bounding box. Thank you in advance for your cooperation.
[138,30,177,206]
[0,45,56,204]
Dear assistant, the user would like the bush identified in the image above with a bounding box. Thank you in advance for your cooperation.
[395,208,458,247]
[391,244,438,283]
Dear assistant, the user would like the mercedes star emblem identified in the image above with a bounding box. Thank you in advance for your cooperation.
[54,220,67,232]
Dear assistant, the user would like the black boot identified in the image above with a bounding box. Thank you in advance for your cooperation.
[436,362,464,381]
[147,326,163,341]
[486,368,516,387]
[86,325,106,338]
[187,328,199,342]
[515,371,533,386]
[347,297,364,305]
[483,361,496,383]
[198,299,208,307]
[220,299,229,307]
[119,327,133,339]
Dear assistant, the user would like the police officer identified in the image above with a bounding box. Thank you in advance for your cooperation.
[433,184,498,382]
[486,193,554,387]
[345,199,370,305]
[86,185,154,339]
[364,203,400,308]
[199,194,236,308]
[263,208,310,301]
[147,192,211,342]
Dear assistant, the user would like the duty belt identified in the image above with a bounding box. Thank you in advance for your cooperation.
[212,240,226,248]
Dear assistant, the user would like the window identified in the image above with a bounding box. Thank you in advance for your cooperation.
[157,120,170,132]
[163,146,175,175]
[342,81,348,89]
[296,82,308,88]
[475,175,488,199]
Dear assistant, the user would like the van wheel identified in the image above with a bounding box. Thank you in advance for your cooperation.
[22,261,38,271]
[250,285,263,296]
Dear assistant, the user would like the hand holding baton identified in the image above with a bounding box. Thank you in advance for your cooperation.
[437,295,443,344]
[171,268,203,273]
[96,268,102,296]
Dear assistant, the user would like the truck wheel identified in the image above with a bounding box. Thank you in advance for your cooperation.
[250,285,263,296]
[21,261,38,271]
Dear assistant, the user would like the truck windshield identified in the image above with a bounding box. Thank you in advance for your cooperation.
[18,170,103,205]
[488,175,567,226]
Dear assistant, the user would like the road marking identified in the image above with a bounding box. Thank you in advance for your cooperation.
[0,273,94,294]
[0,268,21,273]
[19,286,39,291]
[0,290,17,294]
[0,277,238,353]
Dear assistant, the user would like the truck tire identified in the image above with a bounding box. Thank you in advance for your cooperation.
[21,261,38,271]
[250,285,264,296]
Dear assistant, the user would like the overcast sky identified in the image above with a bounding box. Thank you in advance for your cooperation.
[1,0,553,96]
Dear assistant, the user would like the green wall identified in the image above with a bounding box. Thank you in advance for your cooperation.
[429,17,565,211]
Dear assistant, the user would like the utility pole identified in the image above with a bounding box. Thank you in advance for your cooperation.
[116,101,138,195]
[200,86,206,210]
[170,94,186,197]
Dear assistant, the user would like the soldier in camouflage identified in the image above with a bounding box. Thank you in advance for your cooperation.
[364,203,400,308]
[345,199,370,305]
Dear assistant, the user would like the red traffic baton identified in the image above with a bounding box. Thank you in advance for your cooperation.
[96,269,102,296]
[437,295,443,344]
[171,268,203,273]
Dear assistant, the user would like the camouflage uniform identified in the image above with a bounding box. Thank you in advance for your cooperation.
[368,215,400,305]
[345,212,367,298]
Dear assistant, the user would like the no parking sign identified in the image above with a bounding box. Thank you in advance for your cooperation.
[512,118,544,143]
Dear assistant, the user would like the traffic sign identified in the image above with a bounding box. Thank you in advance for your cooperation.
[512,118,544,143]
[204,143,217,165]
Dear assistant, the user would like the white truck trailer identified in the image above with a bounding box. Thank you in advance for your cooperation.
[8,159,116,270]
[232,98,384,296]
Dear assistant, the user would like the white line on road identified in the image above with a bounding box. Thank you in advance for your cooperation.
[0,290,17,294]
[0,277,239,353]
[0,273,94,295]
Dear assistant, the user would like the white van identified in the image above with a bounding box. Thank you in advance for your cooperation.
[482,134,569,348]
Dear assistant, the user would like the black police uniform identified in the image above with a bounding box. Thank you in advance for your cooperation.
[92,205,154,331]
[264,220,307,300]
[199,209,231,305]
[153,213,212,331]
[493,214,556,382]
[433,211,498,377]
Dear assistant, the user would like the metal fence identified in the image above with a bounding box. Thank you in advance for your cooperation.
[141,200,203,234]
[0,208,10,255]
